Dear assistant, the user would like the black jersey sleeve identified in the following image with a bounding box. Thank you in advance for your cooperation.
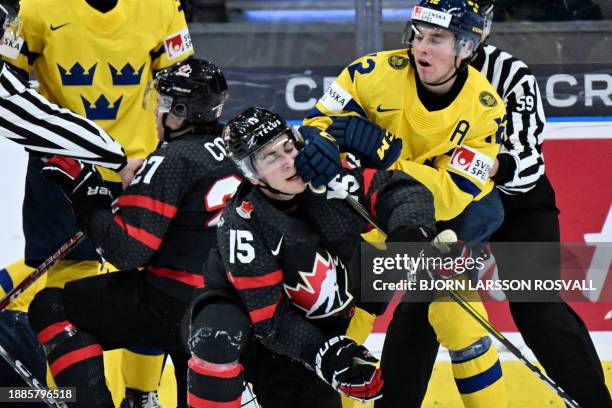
[216,213,326,364]
[349,168,436,234]
[82,144,193,270]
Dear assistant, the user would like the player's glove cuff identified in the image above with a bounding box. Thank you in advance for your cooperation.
[42,155,114,216]
[326,115,402,169]
[314,335,383,402]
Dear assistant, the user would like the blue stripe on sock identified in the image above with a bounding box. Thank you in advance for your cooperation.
[0,268,13,293]
[455,359,503,394]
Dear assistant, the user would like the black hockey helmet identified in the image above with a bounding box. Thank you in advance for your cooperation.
[152,58,228,124]
[223,107,301,180]
[0,0,21,42]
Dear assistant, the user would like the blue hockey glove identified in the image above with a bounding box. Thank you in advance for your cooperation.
[42,155,114,216]
[295,126,342,188]
[326,116,402,169]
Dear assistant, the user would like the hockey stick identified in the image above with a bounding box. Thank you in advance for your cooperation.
[0,342,67,408]
[0,231,85,312]
[341,194,583,408]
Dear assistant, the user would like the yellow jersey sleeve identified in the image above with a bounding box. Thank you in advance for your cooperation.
[303,54,375,130]
[151,0,194,72]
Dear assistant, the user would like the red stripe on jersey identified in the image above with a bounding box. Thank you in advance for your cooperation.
[249,295,281,324]
[369,190,379,218]
[362,168,377,196]
[362,168,379,224]
[227,269,283,290]
[188,358,243,379]
[188,392,241,408]
[37,321,75,344]
[49,344,103,377]
[148,266,204,287]
[117,195,177,218]
[113,214,162,250]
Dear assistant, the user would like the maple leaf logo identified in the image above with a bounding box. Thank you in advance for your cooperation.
[284,250,353,319]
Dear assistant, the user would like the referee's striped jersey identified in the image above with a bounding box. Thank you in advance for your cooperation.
[471,44,546,195]
[0,61,126,169]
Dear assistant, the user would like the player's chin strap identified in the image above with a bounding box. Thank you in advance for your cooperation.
[257,179,294,197]
[160,113,194,142]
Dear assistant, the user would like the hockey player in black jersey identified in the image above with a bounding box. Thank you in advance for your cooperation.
[182,107,457,408]
[26,59,240,408]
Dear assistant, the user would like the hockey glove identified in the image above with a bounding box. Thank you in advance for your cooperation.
[295,126,342,188]
[42,155,114,216]
[326,115,402,169]
[314,335,383,402]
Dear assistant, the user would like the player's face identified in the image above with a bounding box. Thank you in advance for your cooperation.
[412,24,458,85]
[253,133,306,199]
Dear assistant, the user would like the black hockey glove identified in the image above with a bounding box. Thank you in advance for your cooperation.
[314,336,383,402]
[295,126,342,188]
[42,155,114,216]
[326,115,402,169]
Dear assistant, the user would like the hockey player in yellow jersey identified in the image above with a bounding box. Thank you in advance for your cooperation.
[297,0,508,407]
[3,0,194,405]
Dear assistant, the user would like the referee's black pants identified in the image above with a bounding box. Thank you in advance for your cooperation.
[375,175,611,408]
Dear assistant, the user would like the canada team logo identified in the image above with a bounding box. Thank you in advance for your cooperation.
[284,250,353,319]
[236,200,254,219]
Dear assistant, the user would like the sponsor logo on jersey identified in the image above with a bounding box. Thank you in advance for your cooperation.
[164,27,193,60]
[236,200,254,219]
[320,82,351,114]
[449,145,493,185]
[479,91,498,107]
[387,55,409,70]
[284,251,353,319]
[412,6,452,28]
[50,23,69,31]
[376,104,399,113]
[0,34,23,60]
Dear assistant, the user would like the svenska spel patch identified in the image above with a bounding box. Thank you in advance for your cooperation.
[449,145,493,185]
[411,6,453,28]
[319,81,351,114]
[0,35,24,60]
[164,27,193,60]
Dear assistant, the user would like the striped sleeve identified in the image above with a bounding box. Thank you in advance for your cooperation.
[476,45,546,194]
[0,63,126,169]
[83,149,187,270]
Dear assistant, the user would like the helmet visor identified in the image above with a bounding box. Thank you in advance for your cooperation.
[234,128,302,180]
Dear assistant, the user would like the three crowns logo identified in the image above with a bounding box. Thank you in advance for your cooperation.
[57,62,97,86]
[108,63,145,86]
[81,95,123,120]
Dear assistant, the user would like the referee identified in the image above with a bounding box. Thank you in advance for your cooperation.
[377,1,612,407]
